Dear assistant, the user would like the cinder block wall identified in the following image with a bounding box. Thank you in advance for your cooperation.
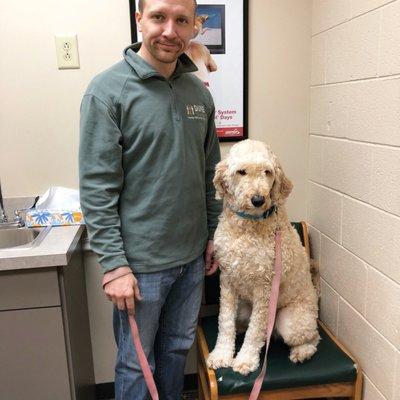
[308,1,400,399]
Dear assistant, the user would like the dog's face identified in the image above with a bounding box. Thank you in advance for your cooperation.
[193,15,208,38]
[214,140,293,215]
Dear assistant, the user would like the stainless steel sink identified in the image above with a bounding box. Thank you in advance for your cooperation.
[0,226,52,250]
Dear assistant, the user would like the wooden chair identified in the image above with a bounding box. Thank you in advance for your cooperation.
[197,221,363,400]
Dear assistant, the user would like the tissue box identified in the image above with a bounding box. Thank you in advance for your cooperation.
[25,209,84,227]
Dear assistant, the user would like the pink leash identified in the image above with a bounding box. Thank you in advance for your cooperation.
[249,229,282,400]
[128,314,159,400]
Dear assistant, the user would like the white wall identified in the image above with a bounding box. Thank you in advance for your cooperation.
[0,0,131,197]
[0,0,312,383]
[309,1,400,399]
[242,0,311,221]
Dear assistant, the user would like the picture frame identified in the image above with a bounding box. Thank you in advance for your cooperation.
[129,0,248,142]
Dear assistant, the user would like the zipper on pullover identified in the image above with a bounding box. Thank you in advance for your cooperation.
[168,80,181,121]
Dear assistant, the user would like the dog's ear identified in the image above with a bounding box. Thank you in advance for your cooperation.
[271,160,293,203]
[213,160,228,200]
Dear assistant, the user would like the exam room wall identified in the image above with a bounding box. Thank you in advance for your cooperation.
[309,1,400,399]
[0,0,312,383]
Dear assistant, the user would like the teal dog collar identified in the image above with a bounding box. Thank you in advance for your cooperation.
[233,204,277,221]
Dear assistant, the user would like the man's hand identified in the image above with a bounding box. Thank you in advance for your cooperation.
[205,240,219,275]
[104,271,142,315]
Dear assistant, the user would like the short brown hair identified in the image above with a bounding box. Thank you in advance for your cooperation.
[138,0,197,13]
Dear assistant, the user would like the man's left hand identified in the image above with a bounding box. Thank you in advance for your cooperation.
[205,240,219,275]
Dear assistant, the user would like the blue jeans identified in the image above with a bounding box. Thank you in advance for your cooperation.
[113,255,204,400]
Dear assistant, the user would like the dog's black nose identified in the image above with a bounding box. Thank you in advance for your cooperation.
[251,195,265,207]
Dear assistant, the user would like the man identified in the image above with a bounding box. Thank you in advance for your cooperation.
[79,0,221,398]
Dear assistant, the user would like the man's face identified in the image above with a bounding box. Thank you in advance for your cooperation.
[136,0,196,65]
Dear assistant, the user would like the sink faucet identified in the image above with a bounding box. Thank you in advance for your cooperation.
[0,180,26,228]
[0,179,8,223]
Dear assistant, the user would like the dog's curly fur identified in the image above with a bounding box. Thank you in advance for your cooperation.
[207,140,320,375]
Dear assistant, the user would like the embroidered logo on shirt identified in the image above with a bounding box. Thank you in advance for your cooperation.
[186,104,207,120]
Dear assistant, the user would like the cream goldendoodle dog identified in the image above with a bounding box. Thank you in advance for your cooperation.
[207,139,320,375]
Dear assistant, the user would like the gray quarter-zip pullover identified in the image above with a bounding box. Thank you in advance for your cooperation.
[79,43,222,274]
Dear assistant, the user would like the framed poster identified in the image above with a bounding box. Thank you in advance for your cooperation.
[129,0,248,142]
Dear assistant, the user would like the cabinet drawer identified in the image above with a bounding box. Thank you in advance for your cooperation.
[0,267,60,310]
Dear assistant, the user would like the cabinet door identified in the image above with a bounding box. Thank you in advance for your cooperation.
[0,307,71,400]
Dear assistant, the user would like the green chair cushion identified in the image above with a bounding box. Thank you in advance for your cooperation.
[201,316,357,395]
[204,222,305,305]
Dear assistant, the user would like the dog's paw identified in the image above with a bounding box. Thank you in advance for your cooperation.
[232,353,259,375]
[289,343,317,363]
[207,349,233,369]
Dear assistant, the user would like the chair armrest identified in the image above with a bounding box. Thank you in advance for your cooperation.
[318,320,363,398]
[197,325,218,400]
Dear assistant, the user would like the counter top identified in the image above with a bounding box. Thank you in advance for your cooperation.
[0,225,85,271]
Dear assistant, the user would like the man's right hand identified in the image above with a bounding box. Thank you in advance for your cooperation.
[103,271,142,315]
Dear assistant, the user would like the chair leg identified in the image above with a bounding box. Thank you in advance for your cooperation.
[198,375,205,400]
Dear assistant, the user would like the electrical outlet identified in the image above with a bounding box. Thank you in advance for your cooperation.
[55,35,80,69]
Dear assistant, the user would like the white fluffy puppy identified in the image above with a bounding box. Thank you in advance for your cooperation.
[207,140,320,375]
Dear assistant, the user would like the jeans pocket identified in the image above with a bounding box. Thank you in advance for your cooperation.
[135,270,167,303]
